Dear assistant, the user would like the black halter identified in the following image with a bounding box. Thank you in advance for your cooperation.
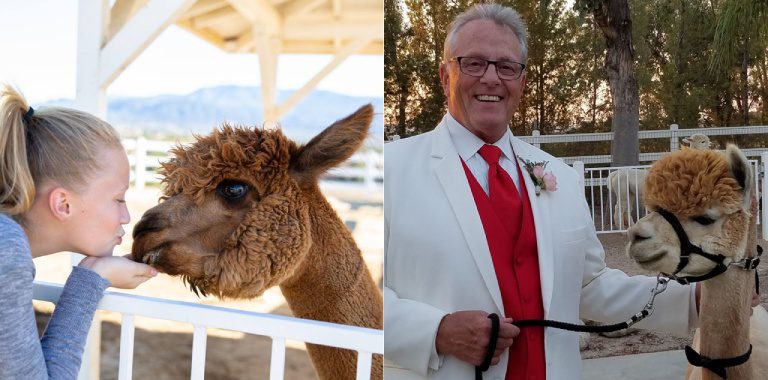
[656,208,760,285]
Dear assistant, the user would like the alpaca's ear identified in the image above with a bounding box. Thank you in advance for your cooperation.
[289,104,374,186]
[725,144,753,207]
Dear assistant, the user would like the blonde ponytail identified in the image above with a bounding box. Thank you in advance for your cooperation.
[0,85,35,215]
[0,84,122,217]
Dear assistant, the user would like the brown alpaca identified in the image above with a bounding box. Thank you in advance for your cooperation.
[627,145,768,379]
[131,105,383,380]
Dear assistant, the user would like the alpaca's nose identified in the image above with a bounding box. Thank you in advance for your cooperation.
[132,214,167,239]
[628,222,653,243]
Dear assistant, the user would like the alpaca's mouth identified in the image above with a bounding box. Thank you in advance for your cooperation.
[142,249,162,267]
[632,250,667,265]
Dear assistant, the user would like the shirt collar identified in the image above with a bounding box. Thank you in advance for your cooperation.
[444,113,515,163]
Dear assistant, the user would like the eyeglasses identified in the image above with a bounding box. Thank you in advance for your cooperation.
[449,56,526,80]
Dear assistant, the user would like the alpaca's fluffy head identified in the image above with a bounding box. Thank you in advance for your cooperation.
[131,105,374,299]
[627,145,753,277]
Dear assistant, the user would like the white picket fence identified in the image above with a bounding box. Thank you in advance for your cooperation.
[123,137,383,191]
[33,281,382,380]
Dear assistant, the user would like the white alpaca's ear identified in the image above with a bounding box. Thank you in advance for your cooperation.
[725,144,753,209]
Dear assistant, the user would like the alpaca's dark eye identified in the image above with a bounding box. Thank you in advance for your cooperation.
[216,180,249,201]
[693,216,715,225]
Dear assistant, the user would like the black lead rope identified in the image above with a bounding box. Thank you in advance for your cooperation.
[475,313,500,380]
[685,344,752,379]
[473,242,763,378]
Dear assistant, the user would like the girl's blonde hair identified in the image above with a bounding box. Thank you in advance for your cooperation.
[0,84,122,216]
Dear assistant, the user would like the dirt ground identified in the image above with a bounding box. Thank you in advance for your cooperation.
[580,232,768,360]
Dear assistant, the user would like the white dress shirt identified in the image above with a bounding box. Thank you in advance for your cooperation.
[444,113,522,196]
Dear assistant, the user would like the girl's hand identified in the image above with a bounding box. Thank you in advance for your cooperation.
[79,256,157,289]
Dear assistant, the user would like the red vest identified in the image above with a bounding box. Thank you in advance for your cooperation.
[462,160,546,380]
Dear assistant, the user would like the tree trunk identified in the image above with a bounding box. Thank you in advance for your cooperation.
[397,78,408,136]
[594,0,640,166]
[741,39,749,126]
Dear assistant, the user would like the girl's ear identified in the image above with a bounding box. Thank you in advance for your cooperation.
[48,187,73,221]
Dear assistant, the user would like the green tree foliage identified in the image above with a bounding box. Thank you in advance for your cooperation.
[384,0,768,154]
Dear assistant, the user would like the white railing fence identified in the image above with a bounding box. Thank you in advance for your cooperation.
[123,137,383,191]
[574,158,766,237]
[521,124,768,165]
[33,281,383,380]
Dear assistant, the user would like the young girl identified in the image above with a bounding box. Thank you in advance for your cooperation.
[0,85,157,379]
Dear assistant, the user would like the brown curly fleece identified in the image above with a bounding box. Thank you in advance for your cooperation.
[132,105,382,380]
[643,148,743,217]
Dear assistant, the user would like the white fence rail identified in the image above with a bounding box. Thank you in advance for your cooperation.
[33,281,383,380]
[123,137,383,190]
[519,124,768,165]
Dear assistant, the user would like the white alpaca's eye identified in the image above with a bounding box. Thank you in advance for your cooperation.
[216,180,249,201]
[693,216,715,225]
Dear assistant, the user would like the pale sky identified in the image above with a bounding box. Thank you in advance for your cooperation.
[0,0,384,104]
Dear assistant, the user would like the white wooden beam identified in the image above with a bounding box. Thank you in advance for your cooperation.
[281,0,326,17]
[281,40,381,54]
[273,36,371,119]
[107,0,149,42]
[99,0,196,88]
[227,0,281,31]
[189,6,237,29]
[76,0,108,116]
[256,27,281,122]
[182,0,229,19]
[282,18,382,40]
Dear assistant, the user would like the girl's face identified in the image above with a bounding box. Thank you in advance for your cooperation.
[66,146,131,257]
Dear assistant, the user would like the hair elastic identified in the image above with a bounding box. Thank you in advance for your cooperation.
[24,107,34,119]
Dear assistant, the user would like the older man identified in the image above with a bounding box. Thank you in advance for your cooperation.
[384,4,698,380]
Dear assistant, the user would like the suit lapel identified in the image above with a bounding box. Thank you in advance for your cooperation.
[431,121,504,314]
[511,138,554,316]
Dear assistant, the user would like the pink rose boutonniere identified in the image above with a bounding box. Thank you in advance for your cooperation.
[520,158,557,196]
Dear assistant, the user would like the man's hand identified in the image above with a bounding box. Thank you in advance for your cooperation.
[79,256,157,289]
[435,310,520,366]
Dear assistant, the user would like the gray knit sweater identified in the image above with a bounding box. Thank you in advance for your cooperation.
[0,213,110,380]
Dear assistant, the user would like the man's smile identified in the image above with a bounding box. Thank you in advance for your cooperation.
[474,95,503,102]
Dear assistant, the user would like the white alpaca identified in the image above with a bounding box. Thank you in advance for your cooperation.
[683,134,713,150]
[607,168,647,229]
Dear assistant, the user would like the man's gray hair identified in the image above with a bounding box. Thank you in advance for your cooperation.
[443,3,528,64]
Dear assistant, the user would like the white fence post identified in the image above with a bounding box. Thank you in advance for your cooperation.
[670,124,679,151]
[532,129,541,149]
[135,136,147,190]
[573,161,585,188]
[190,325,207,380]
[117,315,135,380]
[763,152,767,238]
[365,150,376,191]
[269,338,286,380]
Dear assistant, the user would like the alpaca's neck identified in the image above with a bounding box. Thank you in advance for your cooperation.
[280,188,381,327]
[698,206,757,379]
[698,268,754,379]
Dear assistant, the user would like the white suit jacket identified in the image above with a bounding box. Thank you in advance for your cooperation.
[384,115,698,380]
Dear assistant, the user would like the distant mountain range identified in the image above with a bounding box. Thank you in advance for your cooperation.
[42,85,383,143]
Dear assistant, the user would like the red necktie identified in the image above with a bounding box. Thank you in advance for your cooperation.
[478,144,522,234]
